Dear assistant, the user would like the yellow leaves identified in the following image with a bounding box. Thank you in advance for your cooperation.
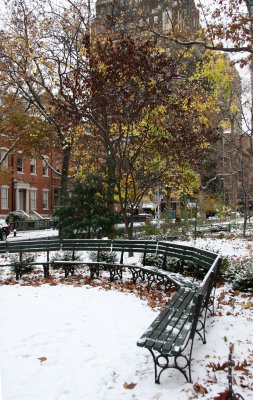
[149,78,156,89]
[242,302,253,309]
[220,119,231,131]
[175,166,200,196]
[191,51,235,103]
[98,62,108,74]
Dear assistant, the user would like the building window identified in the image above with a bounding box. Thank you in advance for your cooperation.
[56,161,61,173]
[43,157,49,176]
[17,152,24,173]
[30,157,37,175]
[154,15,159,24]
[178,10,185,29]
[30,189,37,210]
[0,186,9,210]
[42,190,49,209]
[0,148,8,169]
[162,10,172,31]
[54,187,60,208]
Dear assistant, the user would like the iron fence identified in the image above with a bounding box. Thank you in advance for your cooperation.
[10,219,57,232]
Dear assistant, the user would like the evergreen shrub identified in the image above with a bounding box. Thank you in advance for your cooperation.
[10,253,35,274]
[223,259,253,292]
[89,250,117,264]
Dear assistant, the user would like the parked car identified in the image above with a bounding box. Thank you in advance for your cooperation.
[0,219,10,241]
[207,215,219,221]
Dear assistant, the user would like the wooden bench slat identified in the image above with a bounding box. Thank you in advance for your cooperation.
[138,289,196,349]
[149,291,196,351]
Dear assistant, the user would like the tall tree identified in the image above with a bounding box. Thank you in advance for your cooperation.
[54,34,217,238]
[0,94,51,165]
[0,0,91,204]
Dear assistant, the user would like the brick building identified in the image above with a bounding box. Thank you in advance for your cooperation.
[0,136,62,219]
[95,0,250,214]
[95,0,200,47]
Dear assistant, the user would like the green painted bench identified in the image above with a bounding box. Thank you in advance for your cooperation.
[0,238,61,279]
[0,238,220,290]
[137,254,221,383]
[210,224,231,233]
[0,237,221,384]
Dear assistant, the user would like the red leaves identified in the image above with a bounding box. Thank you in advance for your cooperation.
[213,390,229,400]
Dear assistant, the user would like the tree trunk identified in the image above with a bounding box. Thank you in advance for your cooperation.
[106,157,116,211]
[124,210,134,257]
[60,147,71,206]
[58,146,71,238]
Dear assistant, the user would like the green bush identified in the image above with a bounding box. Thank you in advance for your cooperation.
[50,251,82,268]
[6,211,29,222]
[89,250,117,264]
[10,253,35,274]
[140,253,206,279]
[53,175,119,239]
[143,221,161,236]
[141,253,165,268]
[50,251,82,276]
[223,259,253,292]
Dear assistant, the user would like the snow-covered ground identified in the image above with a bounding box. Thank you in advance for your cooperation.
[0,230,253,400]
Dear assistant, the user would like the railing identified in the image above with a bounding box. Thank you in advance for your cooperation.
[10,219,56,232]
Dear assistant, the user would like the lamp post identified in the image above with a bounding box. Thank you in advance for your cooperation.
[12,178,17,212]
[165,184,172,210]
[155,186,161,221]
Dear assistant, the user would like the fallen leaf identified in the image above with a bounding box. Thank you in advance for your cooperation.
[242,302,253,309]
[123,382,137,389]
[38,356,47,364]
[207,361,228,371]
[214,389,229,399]
[193,382,208,394]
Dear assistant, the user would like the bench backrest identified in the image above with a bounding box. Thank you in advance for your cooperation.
[198,254,222,308]
[61,239,218,274]
[61,239,158,263]
[62,239,112,252]
[0,238,61,261]
[1,238,220,287]
[158,241,217,270]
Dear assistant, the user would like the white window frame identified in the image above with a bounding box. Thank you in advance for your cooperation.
[56,161,61,173]
[17,151,24,173]
[43,157,49,177]
[30,157,37,175]
[30,189,38,210]
[162,10,172,31]
[154,15,159,24]
[42,189,49,210]
[1,186,9,210]
[0,148,8,169]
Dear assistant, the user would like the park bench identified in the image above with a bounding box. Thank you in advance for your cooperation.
[0,238,61,279]
[210,224,231,233]
[0,237,221,384]
[137,254,221,383]
[0,238,220,291]
[60,239,217,281]
[59,238,159,281]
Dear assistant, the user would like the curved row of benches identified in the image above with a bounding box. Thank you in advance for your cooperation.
[0,237,222,384]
